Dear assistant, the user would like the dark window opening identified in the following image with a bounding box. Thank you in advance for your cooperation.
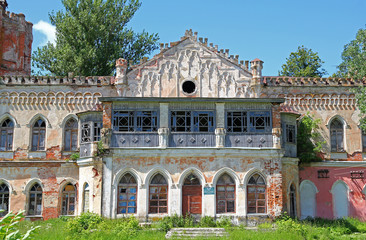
[31,119,46,151]
[0,119,14,151]
[227,112,247,133]
[81,121,102,143]
[183,173,200,185]
[289,184,296,218]
[113,111,158,132]
[28,183,42,216]
[171,111,214,132]
[286,124,296,143]
[330,119,344,152]
[0,184,9,217]
[61,184,76,215]
[182,81,196,94]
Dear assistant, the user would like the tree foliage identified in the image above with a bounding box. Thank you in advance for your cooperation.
[297,113,325,163]
[337,27,366,79]
[354,86,366,131]
[0,210,39,240]
[279,46,327,77]
[32,0,159,76]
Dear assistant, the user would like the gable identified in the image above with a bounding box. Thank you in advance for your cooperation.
[117,32,253,98]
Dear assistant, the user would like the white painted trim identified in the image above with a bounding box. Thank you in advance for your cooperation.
[330,180,349,218]
[299,180,319,193]
[330,180,349,194]
[0,113,20,128]
[306,161,366,167]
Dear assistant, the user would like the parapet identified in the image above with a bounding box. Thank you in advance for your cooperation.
[0,75,113,86]
[263,76,366,87]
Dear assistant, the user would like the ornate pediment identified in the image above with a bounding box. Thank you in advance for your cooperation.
[116,30,255,98]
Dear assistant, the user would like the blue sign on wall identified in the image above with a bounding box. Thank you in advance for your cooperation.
[204,187,215,195]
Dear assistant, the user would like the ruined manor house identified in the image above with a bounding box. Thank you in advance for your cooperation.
[0,2,365,223]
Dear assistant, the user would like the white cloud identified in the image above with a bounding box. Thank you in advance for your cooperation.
[33,20,56,46]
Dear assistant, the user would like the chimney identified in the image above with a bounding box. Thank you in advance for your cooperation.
[115,58,128,84]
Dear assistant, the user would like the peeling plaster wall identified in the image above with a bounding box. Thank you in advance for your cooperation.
[0,162,79,220]
[102,148,286,220]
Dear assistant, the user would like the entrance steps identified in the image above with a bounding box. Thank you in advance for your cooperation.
[165,228,228,239]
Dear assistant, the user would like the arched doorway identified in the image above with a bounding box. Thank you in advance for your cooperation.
[182,173,202,216]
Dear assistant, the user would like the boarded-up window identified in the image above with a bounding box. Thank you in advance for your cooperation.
[216,173,235,213]
[0,119,14,151]
[31,119,46,151]
[64,119,78,151]
[149,174,168,214]
[61,184,76,215]
[330,119,344,152]
[28,183,42,216]
[247,173,266,214]
[118,173,137,214]
[0,184,9,217]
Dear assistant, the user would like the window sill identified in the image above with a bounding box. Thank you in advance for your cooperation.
[116,213,137,218]
[246,213,268,217]
[216,213,236,217]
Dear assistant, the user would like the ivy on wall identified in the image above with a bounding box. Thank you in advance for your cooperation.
[297,113,325,163]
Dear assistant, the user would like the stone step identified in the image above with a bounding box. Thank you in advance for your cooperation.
[165,228,229,239]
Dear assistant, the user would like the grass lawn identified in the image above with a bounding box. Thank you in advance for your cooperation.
[15,214,366,240]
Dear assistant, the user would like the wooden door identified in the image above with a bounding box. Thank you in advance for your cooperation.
[182,185,202,216]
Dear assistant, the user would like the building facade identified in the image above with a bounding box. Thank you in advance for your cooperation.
[0,5,365,222]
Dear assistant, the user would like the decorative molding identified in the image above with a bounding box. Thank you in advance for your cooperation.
[0,76,112,86]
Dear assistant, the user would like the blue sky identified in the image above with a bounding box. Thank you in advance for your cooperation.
[8,0,366,76]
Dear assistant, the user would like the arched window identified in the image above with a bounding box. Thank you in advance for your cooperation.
[64,119,78,151]
[247,173,266,214]
[28,183,42,216]
[83,183,89,213]
[118,173,137,214]
[149,173,168,214]
[0,119,14,151]
[216,173,235,213]
[289,184,296,217]
[31,119,46,151]
[330,119,344,152]
[0,183,9,217]
[61,183,76,215]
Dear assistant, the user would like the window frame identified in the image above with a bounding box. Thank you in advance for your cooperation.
[28,183,43,216]
[285,124,296,144]
[82,183,90,213]
[64,118,78,151]
[80,121,102,144]
[170,110,215,133]
[0,118,14,151]
[330,119,344,152]
[112,110,159,133]
[31,119,46,151]
[226,110,272,134]
[149,174,168,214]
[247,173,266,214]
[117,173,138,215]
[61,183,77,216]
[216,174,236,214]
[0,183,9,217]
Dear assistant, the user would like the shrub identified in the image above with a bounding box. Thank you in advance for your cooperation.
[199,216,216,227]
[217,216,232,228]
[105,217,141,239]
[158,214,195,232]
[67,212,103,234]
[70,153,79,161]
[0,210,39,240]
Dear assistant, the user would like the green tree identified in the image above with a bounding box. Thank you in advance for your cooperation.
[336,27,366,79]
[279,45,327,77]
[32,0,159,76]
[297,113,325,163]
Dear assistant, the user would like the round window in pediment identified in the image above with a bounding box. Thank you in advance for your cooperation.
[182,80,196,95]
